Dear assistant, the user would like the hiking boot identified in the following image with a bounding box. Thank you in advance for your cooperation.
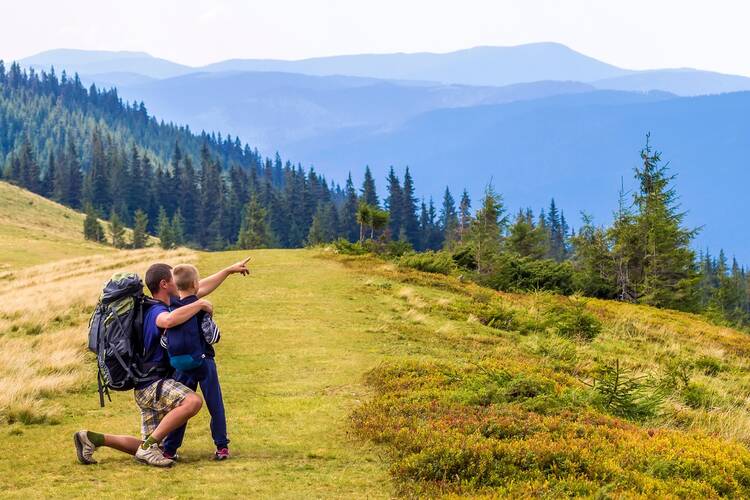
[73,430,98,465]
[135,443,175,467]
[215,448,230,460]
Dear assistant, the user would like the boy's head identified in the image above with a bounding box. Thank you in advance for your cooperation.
[145,263,176,297]
[173,264,200,295]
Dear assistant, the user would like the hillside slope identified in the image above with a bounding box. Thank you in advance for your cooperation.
[2,244,750,497]
[0,181,115,270]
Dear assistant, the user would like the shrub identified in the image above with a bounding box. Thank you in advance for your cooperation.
[480,253,575,294]
[451,245,476,270]
[384,240,413,257]
[682,382,715,409]
[694,355,723,377]
[534,334,578,367]
[545,298,602,341]
[398,251,455,275]
[332,238,369,255]
[662,357,693,389]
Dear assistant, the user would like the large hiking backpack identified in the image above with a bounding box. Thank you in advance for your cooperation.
[88,272,167,406]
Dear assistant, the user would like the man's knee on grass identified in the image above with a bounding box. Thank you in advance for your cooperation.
[182,392,203,417]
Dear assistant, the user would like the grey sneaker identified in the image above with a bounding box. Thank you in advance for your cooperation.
[74,430,98,465]
[135,443,175,467]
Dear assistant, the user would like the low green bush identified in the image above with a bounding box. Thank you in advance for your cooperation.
[694,355,723,377]
[398,251,455,275]
[479,253,575,294]
[545,298,602,341]
[682,382,715,409]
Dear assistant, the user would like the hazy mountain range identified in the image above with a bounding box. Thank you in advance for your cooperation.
[14,43,750,260]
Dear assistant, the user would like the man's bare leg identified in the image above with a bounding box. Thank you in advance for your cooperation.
[148,393,203,442]
[102,434,142,455]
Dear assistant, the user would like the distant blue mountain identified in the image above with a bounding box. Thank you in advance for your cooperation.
[114,71,594,150]
[592,69,750,95]
[21,49,191,79]
[20,44,750,96]
[283,91,750,262]
[201,43,631,86]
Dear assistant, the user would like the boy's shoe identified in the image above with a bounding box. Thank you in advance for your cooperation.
[215,448,230,460]
[162,450,180,461]
[73,430,98,465]
[135,443,175,467]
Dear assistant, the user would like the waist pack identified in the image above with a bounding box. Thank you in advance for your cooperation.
[88,272,169,406]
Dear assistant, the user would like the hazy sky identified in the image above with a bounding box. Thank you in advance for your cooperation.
[3,0,749,76]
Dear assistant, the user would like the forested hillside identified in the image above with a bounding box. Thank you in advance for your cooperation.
[0,61,348,249]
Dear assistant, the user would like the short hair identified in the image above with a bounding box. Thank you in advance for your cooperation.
[173,264,200,291]
[145,263,173,295]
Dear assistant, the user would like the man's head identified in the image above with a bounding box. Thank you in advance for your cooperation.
[145,263,176,298]
[173,264,200,295]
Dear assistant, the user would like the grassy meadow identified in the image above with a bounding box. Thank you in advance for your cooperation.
[0,181,155,272]
[3,192,750,497]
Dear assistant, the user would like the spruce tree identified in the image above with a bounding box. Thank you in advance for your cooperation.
[401,167,419,246]
[237,194,271,249]
[361,166,378,207]
[132,209,149,249]
[109,211,126,248]
[508,209,546,259]
[340,173,359,242]
[385,167,403,239]
[307,202,338,245]
[440,187,459,249]
[157,207,174,249]
[66,135,83,209]
[631,135,698,309]
[469,185,507,273]
[171,209,185,247]
[458,189,472,244]
[83,203,105,242]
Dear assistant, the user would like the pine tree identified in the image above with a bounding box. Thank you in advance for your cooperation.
[84,128,110,211]
[171,209,185,247]
[546,198,565,261]
[631,135,698,309]
[109,211,126,248]
[307,202,338,245]
[507,209,546,259]
[469,185,507,273]
[66,134,83,209]
[132,209,149,249]
[340,173,359,242]
[19,138,40,193]
[157,207,174,249]
[360,166,378,207]
[458,189,472,244]
[440,187,459,249]
[83,203,105,242]
[237,194,271,249]
[385,167,403,239]
[401,167,419,246]
[571,213,617,297]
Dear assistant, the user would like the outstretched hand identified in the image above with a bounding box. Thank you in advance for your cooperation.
[227,256,251,276]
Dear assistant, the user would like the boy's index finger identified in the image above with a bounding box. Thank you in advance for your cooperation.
[242,256,251,265]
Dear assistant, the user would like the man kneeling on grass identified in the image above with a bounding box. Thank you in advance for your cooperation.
[74,258,249,467]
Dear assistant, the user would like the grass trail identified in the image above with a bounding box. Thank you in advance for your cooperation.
[0,249,392,498]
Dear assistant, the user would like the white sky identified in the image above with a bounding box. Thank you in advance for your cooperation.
[2,0,749,76]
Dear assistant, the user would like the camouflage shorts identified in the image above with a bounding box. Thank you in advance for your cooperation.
[133,378,192,439]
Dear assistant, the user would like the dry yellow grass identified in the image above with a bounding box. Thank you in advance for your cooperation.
[0,248,196,424]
